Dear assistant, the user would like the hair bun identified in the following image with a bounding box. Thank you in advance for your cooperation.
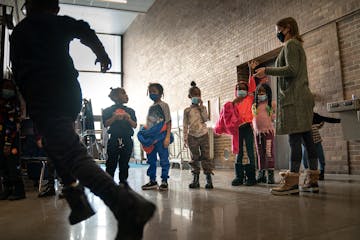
[191,81,197,87]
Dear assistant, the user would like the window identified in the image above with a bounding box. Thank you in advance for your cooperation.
[69,33,122,116]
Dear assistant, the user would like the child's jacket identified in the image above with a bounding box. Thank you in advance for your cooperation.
[214,76,256,154]
[137,122,174,154]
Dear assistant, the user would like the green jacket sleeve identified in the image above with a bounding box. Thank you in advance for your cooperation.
[265,40,300,77]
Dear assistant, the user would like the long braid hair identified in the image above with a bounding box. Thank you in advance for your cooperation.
[253,83,273,116]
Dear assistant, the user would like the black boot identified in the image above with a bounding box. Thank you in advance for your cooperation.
[38,184,56,198]
[62,184,96,225]
[268,169,275,184]
[232,163,244,186]
[189,173,200,189]
[101,185,156,240]
[256,169,267,183]
[8,180,26,201]
[205,173,213,189]
[245,165,256,186]
[0,182,12,200]
[267,169,275,184]
[319,170,325,180]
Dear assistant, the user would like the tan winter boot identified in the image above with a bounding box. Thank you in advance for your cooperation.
[270,171,300,196]
[300,170,320,193]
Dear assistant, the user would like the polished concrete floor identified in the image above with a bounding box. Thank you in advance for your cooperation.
[1,166,360,240]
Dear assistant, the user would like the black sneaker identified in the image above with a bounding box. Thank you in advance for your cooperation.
[38,186,56,198]
[141,181,158,190]
[158,181,168,191]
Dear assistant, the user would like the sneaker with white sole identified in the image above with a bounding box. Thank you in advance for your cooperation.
[141,181,158,190]
[158,181,168,191]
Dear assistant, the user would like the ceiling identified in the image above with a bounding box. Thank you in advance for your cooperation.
[59,0,156,35]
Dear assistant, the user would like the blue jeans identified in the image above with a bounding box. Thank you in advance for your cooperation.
[146,140,170,182]
[302,142,325,171]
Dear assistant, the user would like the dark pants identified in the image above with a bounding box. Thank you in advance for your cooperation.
[188,133,213,174]
[106,137,133,183]
[46,158,56,186]
[302,142,325,171]
[32,115,118,199]
[288,131,318,172]
[255,132,275,170]
[0,153,23,187]
[236,123,255,167]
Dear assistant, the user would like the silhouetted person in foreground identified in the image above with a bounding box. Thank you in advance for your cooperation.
[10,1,155,239]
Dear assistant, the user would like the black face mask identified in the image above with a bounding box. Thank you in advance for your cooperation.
[277,31,285,43]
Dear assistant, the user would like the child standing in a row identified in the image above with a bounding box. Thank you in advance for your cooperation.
[183,82,214,189]
[252,83,276,184]
[102,87,137,186]
[215,70,257,186]
[138,83,172,191]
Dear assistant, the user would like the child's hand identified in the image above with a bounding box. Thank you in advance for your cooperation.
[123,113,131,121]
[199,98,203,106]
[248,60,259,70]
[233,97,242,105]
[163,137,170,148]
[116,114,124,120]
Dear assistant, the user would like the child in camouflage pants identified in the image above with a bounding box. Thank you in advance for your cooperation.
[183,81,214,189]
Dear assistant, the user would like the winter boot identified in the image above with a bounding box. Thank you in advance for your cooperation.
[62,184,96,225]
[270,171,300,196]
[7,180,26,201]
[189,173,200,189]
[319,170,325,181]
[245,164,257,186]
[205,173,214,189]
[256,169,267,183]
[102,185,156,240]
[300,170,320,193]
[267,169,275,184]
[232,163,244,186]
[0,182,12,200]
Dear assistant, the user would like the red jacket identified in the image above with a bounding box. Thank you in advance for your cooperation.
[214,76,256,154]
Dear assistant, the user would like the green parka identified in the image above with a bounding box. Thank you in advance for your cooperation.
[265,39,314,135]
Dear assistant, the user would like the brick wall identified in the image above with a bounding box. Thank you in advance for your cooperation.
[337,13,360,174]
[123,0,360,173]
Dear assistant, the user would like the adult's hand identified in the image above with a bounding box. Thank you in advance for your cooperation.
[95,55,112,73]
[254,67,266,78]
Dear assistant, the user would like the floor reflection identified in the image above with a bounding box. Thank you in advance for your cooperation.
[0,167,360,240]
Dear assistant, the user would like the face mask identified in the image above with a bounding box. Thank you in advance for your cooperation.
[237,90,247,98]
[2,89,15,99]
[191,97,200,105]
[258,94,267,102]
[149,93,160,101]
[277,31,285,43]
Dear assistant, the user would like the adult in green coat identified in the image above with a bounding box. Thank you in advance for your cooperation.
[255,17,320,196]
